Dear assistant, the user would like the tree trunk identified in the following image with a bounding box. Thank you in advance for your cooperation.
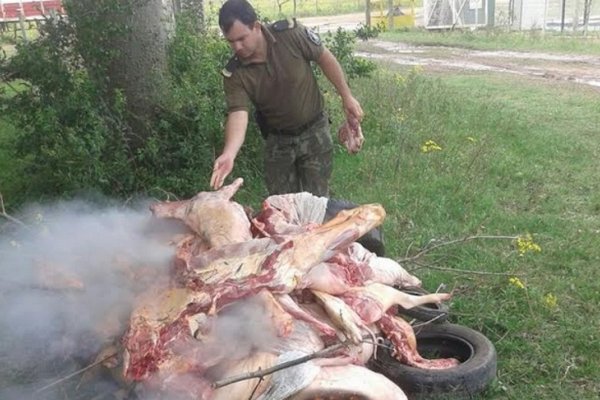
[583,0,593,35]
[66,0,175,147]
[573,0,580,32]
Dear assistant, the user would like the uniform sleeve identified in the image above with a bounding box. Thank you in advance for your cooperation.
[287,22,324,62]
[223,73,251,113]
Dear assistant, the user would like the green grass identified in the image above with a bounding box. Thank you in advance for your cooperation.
[381,27,600,55]
[325,66,600,398]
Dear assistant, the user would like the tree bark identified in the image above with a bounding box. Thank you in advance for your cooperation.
[66,0,175,147]
[583,0,593,35]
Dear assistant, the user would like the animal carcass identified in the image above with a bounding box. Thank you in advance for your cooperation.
[119,179,456,399]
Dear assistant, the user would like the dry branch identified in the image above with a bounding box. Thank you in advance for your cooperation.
[213,335,373,389]
[0,192,28,228]
[397,234,517,263]
[34,351,119,393]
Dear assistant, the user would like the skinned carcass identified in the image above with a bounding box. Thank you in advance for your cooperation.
[119,179,456,399]
[150,177,251,248]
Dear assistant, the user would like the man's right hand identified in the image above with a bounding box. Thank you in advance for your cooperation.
[210,153,235,190]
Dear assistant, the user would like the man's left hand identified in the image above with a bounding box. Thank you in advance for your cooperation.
[343,95,364,122]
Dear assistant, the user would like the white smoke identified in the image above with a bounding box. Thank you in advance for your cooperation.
[0,199,182,399]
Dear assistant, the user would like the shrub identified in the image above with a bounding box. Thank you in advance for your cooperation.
[0,11,265,202]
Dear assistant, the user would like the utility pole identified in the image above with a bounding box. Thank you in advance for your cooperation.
[560,0,566,32]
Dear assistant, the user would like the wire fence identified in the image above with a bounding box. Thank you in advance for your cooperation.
[492,0,600,31]
[206,0,600,32]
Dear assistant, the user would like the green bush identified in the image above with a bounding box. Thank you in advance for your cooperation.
[1,15,134,198]
[0,11,266,203]
[323,27,377,79]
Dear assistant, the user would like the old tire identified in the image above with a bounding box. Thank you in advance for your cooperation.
[397,286,449,324]
[369,323,497,397]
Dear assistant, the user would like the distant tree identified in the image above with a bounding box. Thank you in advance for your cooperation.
[583,0,593,35]
[277,0,291,15]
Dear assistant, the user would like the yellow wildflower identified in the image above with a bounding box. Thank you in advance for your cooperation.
[411,65,424,74]
[396,109,406,122]
[516,234,542,255]
[421,140,442,153]
[544,293,558,309]
[508,277,525,289]
[395,73,406,84]
[467,136,476,143]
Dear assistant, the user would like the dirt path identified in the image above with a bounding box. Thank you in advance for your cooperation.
[302,13,600,89]
[356,40,600,89]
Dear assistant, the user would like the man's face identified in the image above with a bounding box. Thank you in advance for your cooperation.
[224,20,261,60]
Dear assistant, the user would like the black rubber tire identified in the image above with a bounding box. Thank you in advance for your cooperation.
[397,286,450,324]
[324,198,385,256]
[369,323,497,397]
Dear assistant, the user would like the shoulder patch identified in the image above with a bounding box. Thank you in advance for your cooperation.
[271,18,296,32]
[305,27,321,46]
[221,56,240,78]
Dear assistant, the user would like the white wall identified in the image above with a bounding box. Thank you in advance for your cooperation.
[519,0,547,29]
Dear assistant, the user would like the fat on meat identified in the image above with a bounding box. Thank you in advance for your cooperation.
[252,192,328,237]
[342,282,451,324]
[150,178,252,248]
[120,185,456,398]
[209,352,278,400]
[254,195,422,290]
[299,243,421,295]
[122,287,212,381]
[345,242,422,287]
[289,365,407,400]
[311,290,368,344]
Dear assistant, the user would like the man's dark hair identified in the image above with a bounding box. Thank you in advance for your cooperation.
[219,0,258,33]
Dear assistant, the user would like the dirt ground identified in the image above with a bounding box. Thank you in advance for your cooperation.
[303,13,600,90]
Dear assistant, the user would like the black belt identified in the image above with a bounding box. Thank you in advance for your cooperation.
[270,112,325,136]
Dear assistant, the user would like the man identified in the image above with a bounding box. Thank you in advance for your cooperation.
[210,0,364,197]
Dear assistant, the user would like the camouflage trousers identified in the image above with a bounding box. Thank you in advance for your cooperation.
[264,113,332,197]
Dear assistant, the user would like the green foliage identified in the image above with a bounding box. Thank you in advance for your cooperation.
[0,8,267,203]
[322,27,377,79]
[354,22,382,41]
[0,14,134,198]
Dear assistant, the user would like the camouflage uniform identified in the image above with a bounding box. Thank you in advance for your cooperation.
[222,19,332,196]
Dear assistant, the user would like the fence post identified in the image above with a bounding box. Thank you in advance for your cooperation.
[560,0,566,32]
[18,0,27,42]
[366,0,371,26]
[573,0,580,32]
[387,0,393,29]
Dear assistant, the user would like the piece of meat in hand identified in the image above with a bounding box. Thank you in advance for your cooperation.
[338,116,364,154]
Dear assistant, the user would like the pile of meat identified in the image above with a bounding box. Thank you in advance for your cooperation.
[120,178,457,399]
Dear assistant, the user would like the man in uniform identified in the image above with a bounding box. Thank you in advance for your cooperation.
[210,0,364,197]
